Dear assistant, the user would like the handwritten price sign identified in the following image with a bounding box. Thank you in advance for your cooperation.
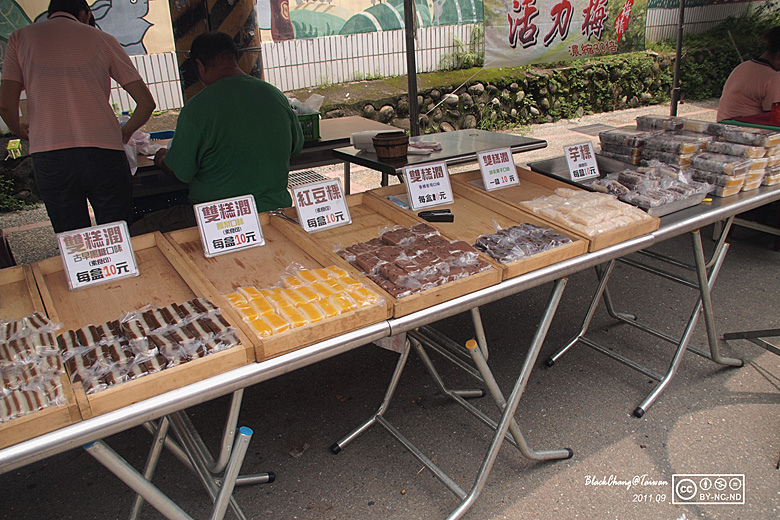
[403,161,454,211]
[195,195,265,257]
[477,147,519,191]
[57,221,139,290]
[293,178,352,233]
[564,142,600,181]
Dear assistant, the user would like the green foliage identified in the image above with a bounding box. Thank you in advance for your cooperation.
[440,26,485,71]
[476,100,512,131]
[649,1,780,101]
[353,70,383,81]
[0,174,24,212]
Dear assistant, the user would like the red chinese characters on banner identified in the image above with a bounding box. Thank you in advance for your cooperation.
[614,0,634,42]
[508,0,540,49]
[543,0,573,47]
[569,40,617,57]
[581,0,609,40]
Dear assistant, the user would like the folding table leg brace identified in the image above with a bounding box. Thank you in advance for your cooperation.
[546,224,743,417]
[724,329,780,357]
[332,278,571,520]
[83,389,272,520]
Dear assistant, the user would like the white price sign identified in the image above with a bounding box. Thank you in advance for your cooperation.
[195,195,265,258]
[403,161,454,211]
[563,142,600,181]
[57,221,139,291]
[477,147,519,191]
[292,178,351,233]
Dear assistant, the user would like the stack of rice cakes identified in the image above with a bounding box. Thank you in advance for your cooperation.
[57,298,239,395]
[473,224,572,264]
[639,116,780,196]
[337,223,491,299]
[1,312,66,423]
[224,265,383,338]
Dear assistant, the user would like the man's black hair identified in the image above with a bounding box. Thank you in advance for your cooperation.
[190,32,240,69]
[48,0,91,18]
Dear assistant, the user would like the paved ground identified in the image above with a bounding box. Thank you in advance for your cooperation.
[2,98,779,520]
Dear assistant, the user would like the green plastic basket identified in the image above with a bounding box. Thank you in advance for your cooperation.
[297,113,320,142]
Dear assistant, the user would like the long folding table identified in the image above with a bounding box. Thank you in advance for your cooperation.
[1,181,778,519]
[332,129,548,187]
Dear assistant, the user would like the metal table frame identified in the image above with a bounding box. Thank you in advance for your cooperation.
[333,129,548,188]
[545,222,742,417]
[1,183,779,519]
[331,280,573,520]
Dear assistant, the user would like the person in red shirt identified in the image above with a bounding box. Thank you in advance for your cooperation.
[717,27,780,122]
[0,0,155,233]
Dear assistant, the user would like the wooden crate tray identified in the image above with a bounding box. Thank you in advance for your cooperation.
[450,168,660,251]
[0,265,81,449]
[272,193,503,317]
[164,214,391,362]
[368,184,588,280]
[31,232,254,419]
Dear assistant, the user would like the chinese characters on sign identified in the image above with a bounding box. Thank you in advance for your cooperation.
[57,221,138,290]
[508,0,541,49]
[563,142,601,181]
[614,0,634,42]
[477,148,520,191]
[292,179,351,233]
[485,0,645,69]
[403,162,454,211]
[195,195,265,258]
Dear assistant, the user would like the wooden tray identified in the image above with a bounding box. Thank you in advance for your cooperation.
[31,232,254,419]
[0,265,81,449]
[164,214,391,362]
[450,168,660,251]
[368,184,588,280]
[272,193,503,317]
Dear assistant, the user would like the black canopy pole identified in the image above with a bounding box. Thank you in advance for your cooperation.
[670,0,686,116]
[404,0,420,136]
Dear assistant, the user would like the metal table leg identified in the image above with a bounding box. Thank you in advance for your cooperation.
[330,340,412,454]
[446,278,570,520]
[84,425,252,520]
[545,224,743,417]
[332,279,571,519]
[724,329,780,356]
[131,389,274,518]
[545,260,616,367]
[343,161,350,195]
[129,416,171,520]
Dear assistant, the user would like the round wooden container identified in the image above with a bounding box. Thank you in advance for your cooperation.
[372,132,409,158]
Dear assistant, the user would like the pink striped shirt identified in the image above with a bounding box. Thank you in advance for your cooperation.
[3,13,143,154]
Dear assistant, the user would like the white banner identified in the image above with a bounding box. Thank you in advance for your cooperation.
[484,0,648,69]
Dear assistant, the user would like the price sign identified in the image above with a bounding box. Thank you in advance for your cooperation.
[292,178,351,233]
[477,147,519,191]
[563,142,600,182]
[195,195,265,258]
[403,161,454,211]
[57,221,139,291]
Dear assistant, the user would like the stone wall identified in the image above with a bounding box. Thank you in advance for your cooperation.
[323,53,675,133]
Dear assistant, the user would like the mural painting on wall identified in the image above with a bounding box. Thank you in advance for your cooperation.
[256,0,484,42]
[0,0,174,69]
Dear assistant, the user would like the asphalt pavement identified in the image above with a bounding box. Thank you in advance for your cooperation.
[1,98,779,520]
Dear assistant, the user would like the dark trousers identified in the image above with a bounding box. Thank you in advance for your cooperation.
[32,147,133,233]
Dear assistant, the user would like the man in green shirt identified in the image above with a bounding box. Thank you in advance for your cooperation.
[131,31,303,234]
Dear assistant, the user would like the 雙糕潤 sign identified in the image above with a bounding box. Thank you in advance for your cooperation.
[484,0,647,68]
